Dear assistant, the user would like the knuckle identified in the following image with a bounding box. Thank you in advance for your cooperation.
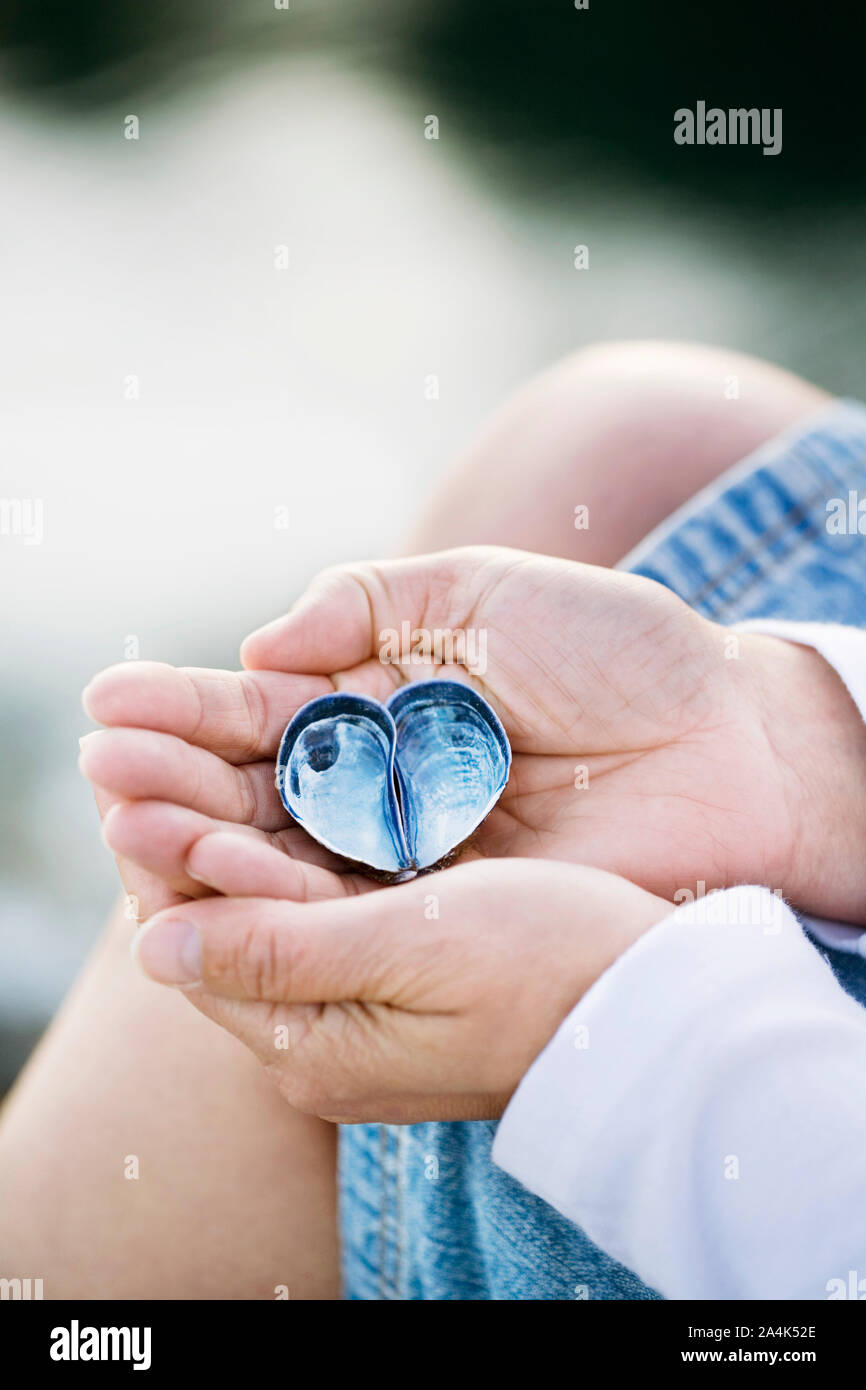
[226,916,298,998]
[329,560,380,608]
[235,764,259,825]
[236,672,269,761]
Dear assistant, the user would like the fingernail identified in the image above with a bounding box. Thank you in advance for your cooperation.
[133,917,202,986]
[185,835,221,888]
[79,730,104,750]
[185,865,216,888]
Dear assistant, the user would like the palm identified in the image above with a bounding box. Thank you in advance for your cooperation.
[81,548,788,907]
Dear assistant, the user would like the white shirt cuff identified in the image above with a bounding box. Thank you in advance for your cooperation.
[493,885,866,1299]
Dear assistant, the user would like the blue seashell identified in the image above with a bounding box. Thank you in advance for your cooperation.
[276,679,511,880]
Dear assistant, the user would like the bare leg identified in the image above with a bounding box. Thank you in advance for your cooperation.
[409,341,830,564]
[0,340,829,1300]
[0,903,339,1299]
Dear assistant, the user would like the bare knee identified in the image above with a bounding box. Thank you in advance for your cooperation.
[410,340,831,564]
[559,339,830,468]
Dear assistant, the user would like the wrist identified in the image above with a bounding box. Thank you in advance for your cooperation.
[739,632,866,922]
[503,868,672,1109]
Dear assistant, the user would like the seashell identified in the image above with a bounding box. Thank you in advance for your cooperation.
[276,679,511,881]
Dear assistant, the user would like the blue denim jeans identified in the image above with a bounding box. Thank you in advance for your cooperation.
[340,399,866,1300]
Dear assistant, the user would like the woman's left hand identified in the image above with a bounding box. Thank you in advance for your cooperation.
[132,851,669,1123]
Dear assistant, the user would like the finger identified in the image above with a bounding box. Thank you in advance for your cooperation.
[131,875,449,1000]
[186,831,373,900]
[82,662,333,764]
[91,783,186,922]
[102,799,358,900]
[79,727,286,830]
[240,549,491,674]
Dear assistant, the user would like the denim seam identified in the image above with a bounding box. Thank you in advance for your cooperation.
[688,500,823,615]
[377,1124,389,1300]
[395,1126,408,1301]
[667,467,865,618]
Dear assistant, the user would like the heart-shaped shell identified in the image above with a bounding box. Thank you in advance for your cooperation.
[276,679,511,880]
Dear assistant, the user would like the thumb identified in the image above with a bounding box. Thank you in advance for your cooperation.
[239,549,489,674]
[131,885,429,1003]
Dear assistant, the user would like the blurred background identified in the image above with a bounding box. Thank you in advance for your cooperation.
[2,0,866,1092]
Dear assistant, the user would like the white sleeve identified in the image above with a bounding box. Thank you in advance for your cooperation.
[492,886,866,1299]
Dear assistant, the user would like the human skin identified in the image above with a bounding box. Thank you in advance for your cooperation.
[132,859,672,1124]
[83,545,866,921]
[0,341,847,1295]
[0,906,340,1298]
[76,541,866,1128]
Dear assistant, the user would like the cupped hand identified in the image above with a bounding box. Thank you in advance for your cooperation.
[129,853,670,1123]
[80,544,861,917]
